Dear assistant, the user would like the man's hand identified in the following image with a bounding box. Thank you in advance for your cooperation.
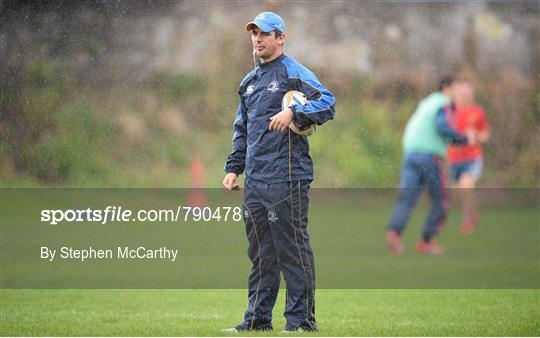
[269,108,293,132]
[222,172,240,191]
[466,129,479,146]
[478,130,490,144]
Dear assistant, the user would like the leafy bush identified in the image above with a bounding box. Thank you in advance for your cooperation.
[29,102,114,183]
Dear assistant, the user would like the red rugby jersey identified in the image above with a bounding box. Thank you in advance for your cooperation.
[447,105,490,164]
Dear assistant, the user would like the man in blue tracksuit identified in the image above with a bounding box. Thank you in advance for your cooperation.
[222,12,335,332]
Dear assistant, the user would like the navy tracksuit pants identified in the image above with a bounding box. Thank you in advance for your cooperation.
[240,178,316,331]
[387,152,449,241]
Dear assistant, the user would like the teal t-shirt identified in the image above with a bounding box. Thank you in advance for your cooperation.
[402,91,451,156]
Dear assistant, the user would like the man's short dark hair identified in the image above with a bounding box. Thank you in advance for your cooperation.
[438,76,455,91]
[274,30,284,47]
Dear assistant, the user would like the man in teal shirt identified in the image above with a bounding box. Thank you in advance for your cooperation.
[386,76,473,255]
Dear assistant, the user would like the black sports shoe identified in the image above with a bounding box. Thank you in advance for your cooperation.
[221,323,273,333]
[281,324,318,333]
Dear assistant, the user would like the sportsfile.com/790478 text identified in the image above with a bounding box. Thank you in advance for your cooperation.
[40,206,243,225]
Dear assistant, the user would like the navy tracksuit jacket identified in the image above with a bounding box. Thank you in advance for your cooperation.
[224,53,335,330]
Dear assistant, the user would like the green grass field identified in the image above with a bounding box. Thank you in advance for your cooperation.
[1,289,538,336]
[1,189,539,336]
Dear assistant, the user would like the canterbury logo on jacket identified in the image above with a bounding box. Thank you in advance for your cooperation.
[225,53,336,183]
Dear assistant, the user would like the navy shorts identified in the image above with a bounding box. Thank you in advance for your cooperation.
[450,159,483,182]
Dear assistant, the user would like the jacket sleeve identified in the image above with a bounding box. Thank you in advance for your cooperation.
[224,97,247,175]
[288,68,336,129]
[436,106,468,145]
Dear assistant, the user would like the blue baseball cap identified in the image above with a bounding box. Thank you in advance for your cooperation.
[245,12,286,33]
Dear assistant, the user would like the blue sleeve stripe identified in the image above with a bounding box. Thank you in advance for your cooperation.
[281,56,335,126]
[288,77,323,101]
[282,58,335,105]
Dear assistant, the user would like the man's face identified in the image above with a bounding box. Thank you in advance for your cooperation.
[251,27,285,61]
[445,80,466,103]
[447,80,474,107]
[454,82,475,107]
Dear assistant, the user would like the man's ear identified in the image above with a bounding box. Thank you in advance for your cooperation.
[278,33,286,46]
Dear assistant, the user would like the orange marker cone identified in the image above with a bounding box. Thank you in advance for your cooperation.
[187,156,208,207]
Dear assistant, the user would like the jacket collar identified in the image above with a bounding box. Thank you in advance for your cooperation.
[260,53,286,68]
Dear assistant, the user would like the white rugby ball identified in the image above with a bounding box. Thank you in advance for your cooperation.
[282,91,316,136]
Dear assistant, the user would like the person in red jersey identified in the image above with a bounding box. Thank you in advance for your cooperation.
[447,81,490,235]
